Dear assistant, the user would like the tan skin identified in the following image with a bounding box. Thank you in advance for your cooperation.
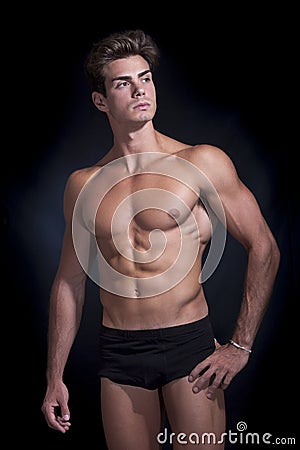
[41,55,280,449]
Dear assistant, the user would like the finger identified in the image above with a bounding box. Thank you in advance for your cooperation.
[206,372,234,399]
[57,416,71,426]
[191,369,217,393]
[60,407,70,422]
[188,362,211,382]
[206,376,224,399]
[57,421,71,431]
[46,415,69,433]
[57,409,71,428]
[192,367,227,392]
[53,404,71,429]
[219,373,232,390]
[43,406,71,433]
[57,414,71,423]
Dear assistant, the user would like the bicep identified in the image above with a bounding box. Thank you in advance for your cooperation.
[55,170,90,284]
[221,179,272,251]
[194,145,274,251]
[56,167,100,286]
[56,222,87,285]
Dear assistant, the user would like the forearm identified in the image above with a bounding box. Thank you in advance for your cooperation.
[46,278,86,383]
[232,238,280,349]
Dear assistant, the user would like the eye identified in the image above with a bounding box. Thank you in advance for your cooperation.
[142,76,151,83]
[116,81,129,88]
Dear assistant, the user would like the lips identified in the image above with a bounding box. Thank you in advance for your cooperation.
[133,102,150,110]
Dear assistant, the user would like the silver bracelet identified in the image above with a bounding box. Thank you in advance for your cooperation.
[229,339,252,353]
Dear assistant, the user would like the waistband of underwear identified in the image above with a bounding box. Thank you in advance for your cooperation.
[99,315,211,339]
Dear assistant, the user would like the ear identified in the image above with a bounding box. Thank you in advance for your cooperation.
[92,92,108,112]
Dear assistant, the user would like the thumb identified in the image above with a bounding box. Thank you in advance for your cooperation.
[60,407,70,421]
[214,338,222,349]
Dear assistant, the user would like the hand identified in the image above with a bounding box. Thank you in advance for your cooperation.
[188,342,250,400]
[41,381,71,433]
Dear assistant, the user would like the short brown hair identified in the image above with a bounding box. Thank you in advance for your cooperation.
[84,29,160,96]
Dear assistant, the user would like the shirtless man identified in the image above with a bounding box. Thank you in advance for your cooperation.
[41,29,280,449]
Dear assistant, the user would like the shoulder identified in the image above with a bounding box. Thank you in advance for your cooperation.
[189,144,234,167]
[63,165,102,219]
[67,165,102,185]
[178,144,241,195]
[190,144,239,181]
[65,165,101,197]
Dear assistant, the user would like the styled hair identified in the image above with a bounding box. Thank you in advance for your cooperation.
[84,29,160,96]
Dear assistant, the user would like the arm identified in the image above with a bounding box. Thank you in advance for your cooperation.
[41,170,88,432]
[189,145,280,398]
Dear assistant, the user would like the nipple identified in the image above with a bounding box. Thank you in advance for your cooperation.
[168,208,180,219]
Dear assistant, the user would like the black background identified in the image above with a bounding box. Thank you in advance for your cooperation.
[2,4,298,449]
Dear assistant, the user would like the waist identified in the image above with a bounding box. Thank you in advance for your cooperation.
[100,285,208,330]
[100,314,211,338]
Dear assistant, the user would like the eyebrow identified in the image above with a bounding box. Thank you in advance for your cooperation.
[111,69,151,83]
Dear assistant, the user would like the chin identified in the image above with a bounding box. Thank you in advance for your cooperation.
[138,112,154,122]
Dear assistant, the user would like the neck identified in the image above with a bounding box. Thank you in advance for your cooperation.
[110,121,163,157]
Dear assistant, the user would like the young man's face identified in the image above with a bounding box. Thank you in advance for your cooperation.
[101,55,157,124]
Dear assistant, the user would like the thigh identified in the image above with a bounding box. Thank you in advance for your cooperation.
[101,377,164,450]
[162,377,226,450]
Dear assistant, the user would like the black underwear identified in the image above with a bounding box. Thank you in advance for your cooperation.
[98,315,215,390]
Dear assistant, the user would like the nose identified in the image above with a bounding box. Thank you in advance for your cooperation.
[133,86,145,97]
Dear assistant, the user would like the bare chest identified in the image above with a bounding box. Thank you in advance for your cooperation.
[95,174,211,242]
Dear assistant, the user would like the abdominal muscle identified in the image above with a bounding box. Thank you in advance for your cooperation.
[99,243,209,330]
